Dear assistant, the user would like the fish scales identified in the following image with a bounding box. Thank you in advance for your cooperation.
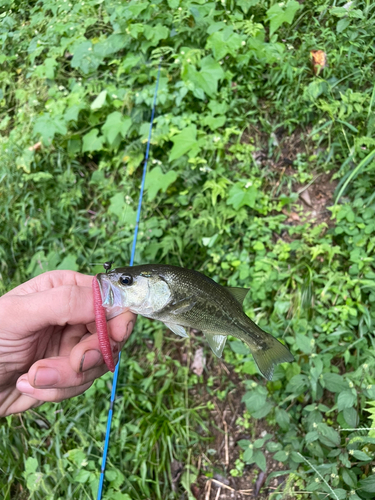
[96,264,294,380]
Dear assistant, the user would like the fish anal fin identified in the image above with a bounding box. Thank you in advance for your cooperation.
[204,332,227,358]
[164,322,189,338]
[227,287,250,305]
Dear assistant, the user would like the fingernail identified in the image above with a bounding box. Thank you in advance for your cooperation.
[34,368,60,388]
[125,321,134,340]
[17,377,35,395]
[80,349,102,372]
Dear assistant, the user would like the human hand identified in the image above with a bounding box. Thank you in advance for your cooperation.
[0,270,136,417]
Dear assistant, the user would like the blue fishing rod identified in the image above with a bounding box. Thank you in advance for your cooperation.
[97,60,162,500]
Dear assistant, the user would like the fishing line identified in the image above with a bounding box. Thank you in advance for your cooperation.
[97,59,162,500]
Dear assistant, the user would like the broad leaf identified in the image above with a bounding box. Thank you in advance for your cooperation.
[169,126,198,161]
[145,166,178,201]
[82,129,104,153]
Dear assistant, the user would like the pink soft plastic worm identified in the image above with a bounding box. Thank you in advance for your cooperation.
[92,275,116,372]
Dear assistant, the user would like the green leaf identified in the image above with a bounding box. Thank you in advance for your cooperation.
[286,374,309,395]
[144,166,178,201]
[57,255,79,272]
[237,0,259,13]
[275,408,290,430]
[24,457,38,475]
[337,390,356,411]
[266,0,301,38]
[230,340,250,355]
[343,407,358,427]
[33,114,67,144]
[242,390,267,412]
[331,489,348,500]
[108,193,136,224]
[351,450,372,461]
[91,90,107,110]
[169,126,198,161]
[71,41,102,74]
[102,112,132,145]
[295,334,313,354]
[252,402,273,419]
[273,450,288,462]
[227,183,259,210]
[253,450,267,471]
[243,447,253,462]
[359,475,375,493]
[82,129,104,153]
[341,468,357,488]
[186,56,225,98]
[322,373,348,393]
[317,423,341,447]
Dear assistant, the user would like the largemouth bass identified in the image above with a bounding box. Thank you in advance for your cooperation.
[96,264,293,380]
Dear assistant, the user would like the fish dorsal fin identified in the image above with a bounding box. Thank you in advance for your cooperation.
[227,287,250,305]
[164,322,189,338]
[204,332,227,358]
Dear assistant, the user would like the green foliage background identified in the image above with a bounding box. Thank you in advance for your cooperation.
[1,0,375,499]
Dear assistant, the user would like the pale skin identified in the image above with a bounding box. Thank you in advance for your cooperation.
[0,270,136,417]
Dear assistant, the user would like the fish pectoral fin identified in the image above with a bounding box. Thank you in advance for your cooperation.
[164,322,189,338]
[166,297,196,316]
[226,287,250,305]
[203,331,227,358]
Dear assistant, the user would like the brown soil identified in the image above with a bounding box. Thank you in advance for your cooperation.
[170,335,289,500]
[244,125,338,230]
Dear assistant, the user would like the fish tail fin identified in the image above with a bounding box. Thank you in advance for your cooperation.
[246,336,294,381]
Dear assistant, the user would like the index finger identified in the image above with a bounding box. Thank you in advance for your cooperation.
[0,285,95,332]
[4,271,94,297]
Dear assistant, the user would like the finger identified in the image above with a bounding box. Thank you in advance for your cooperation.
[2,393,43,416]
[17,356,109,390]
[5,271,94,296]
[0,286,95,333]
[88,312,136,342]
[15,379,94,403]
[70,313,135,373]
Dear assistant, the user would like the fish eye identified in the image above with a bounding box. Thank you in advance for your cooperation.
[119,275,133,286]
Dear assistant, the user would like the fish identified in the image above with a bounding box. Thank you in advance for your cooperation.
[96,264,294,380]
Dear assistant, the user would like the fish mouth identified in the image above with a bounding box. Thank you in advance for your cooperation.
[96,274,129,319]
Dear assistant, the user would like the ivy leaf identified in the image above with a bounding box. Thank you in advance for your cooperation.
[82,129,104,153]
[227,183,259,210]
[71,41,102,74]
[195,56,224,96]
[33,114,67,144]
[102,112,132,145]
[237,0,259,13]
[144,23,169,44]
[145,166,178,201]
[169,126,197,161]
[266,0,301,38]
